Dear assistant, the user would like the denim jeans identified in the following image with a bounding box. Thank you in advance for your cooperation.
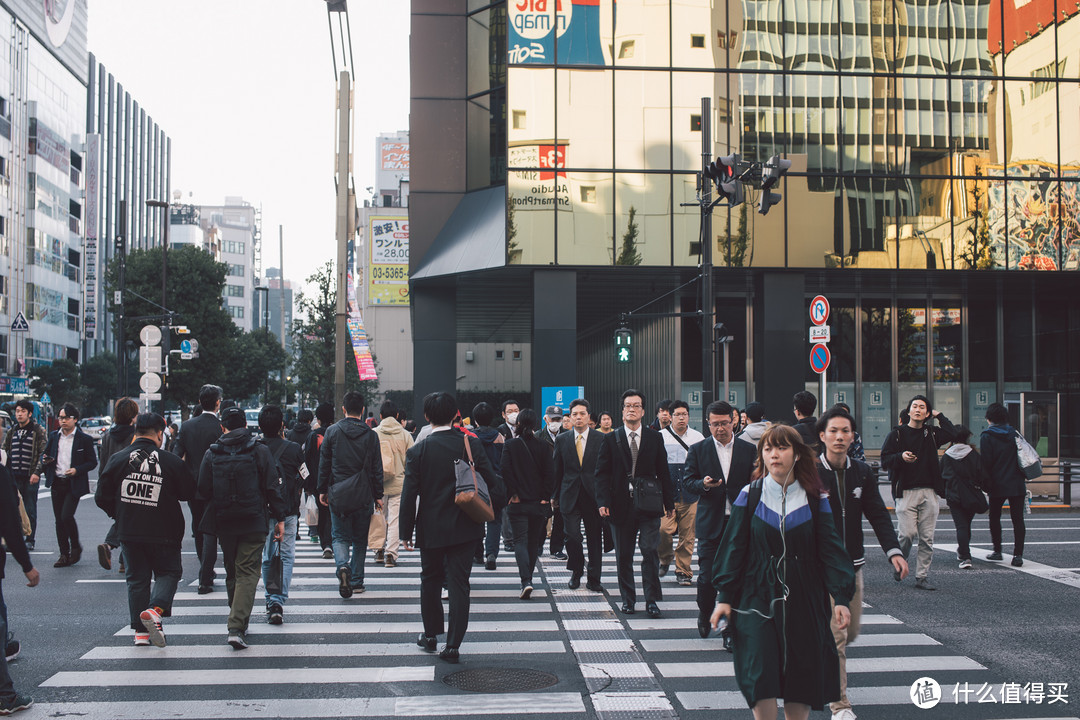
[123,542,183,631]
[331,509,372,587]
[263,515,297,606]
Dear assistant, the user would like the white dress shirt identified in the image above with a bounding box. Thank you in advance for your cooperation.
[56,428,76,477]
[663,426,705,464]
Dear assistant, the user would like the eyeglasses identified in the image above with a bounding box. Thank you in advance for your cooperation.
[709,420,732,428]
[623,403,643,409]
[58,415,72,420]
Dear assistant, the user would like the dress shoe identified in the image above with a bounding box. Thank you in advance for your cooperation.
[485,555,497,571]
[53,554,71,568]
[1011,555,1024,567]
[914,578,937,591]
[658,563,669,578]
[586,580,604,593]
[697,611,711,638]
[986,551,1003,561]
[439,646,460,663]
[620,602,635,615]
[70,545,83,565]
[646,602,661,619]
[197,584,213,595]
[416,634,437,653]
[568,572,582,589]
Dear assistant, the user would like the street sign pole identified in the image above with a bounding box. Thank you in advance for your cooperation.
[809,296,831,408]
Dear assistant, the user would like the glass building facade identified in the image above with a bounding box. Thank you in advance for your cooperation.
[411,1,1080,456]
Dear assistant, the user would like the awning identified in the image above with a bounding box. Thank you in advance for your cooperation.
[411,186,506,280]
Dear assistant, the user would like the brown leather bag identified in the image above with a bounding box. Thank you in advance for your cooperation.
[453,434,494,524]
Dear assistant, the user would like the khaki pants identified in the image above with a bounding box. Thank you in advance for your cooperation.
[658,501,697,577]
[829,568,864,712]
[896,487,940,579]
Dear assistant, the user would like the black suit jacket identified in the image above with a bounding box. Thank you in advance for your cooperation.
[683,436,756,540]
[595,426,673,524]
[553,428,602,513]
[399,430,504,550]
[42,429,97,497]
[174,413,224,479]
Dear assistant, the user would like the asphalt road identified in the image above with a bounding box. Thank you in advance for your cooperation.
[4,475,1079,720]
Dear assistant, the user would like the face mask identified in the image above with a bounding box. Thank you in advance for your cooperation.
[506,412,519,425]
[548,421,561,434]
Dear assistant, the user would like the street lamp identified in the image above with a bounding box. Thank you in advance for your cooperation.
[145,199,170,315]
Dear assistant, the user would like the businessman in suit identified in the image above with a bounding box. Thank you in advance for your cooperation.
[684,400,756,637]
[553,398,604,592]
[595,389,674,618]
[400,392,504,663]
[174,384,225,594]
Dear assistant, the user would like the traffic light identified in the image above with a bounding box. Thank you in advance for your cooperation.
[758,154,792,215]
[614,327,632,363]
[704,154,744,207]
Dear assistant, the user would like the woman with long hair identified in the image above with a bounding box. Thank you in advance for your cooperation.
[711,424,855,720]
[500,409,555,599]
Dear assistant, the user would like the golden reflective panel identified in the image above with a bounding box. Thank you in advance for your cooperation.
[556,173,614,265]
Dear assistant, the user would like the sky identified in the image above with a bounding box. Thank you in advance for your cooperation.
[86,0,411,295]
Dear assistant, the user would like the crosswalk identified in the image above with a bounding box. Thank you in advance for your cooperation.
[26,538,1065,719]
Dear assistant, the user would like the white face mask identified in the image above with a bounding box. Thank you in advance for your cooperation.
[506,412,519,426]
[548,421,561,434]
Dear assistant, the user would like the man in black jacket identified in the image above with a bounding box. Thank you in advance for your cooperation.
[553,398,604,592]
[683,401,756,637]
[400,392,503,662]
[791,390,818,450]
[258,406,307,625]
[96,413,196,648]
[317,392,383,599]
[0,457,39,715]
[881,395,956,590]
[197,407,286,650]
[41,403,97,568]
[817,407,908,719]
[595,389,674,619]
[174,384,225,593]
[3,399,46,551]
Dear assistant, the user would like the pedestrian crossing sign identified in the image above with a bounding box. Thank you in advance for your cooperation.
[10,311,29,332]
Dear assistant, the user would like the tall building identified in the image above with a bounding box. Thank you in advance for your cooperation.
[196,197,260,332]
[85,53,171,359]
[410,1,1080,456]
[358,132,412,393]
[252,267,293,353]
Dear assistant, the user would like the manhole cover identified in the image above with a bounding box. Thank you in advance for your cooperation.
[442,667,559,693]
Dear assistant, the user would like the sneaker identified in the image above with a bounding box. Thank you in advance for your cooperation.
[337,567,353,599]
[0,693,34,715]
[485,554,496,571]
[24,540,33,551]
[352,584,366,594]
[520,585,533,600]
[1011,555,1024,567]
[959,559,973,570]
[676,573,693,586]
[310,534,320,543]
[97,543,112,570]
[375,549,385,563]
[384,555,397,568]
[550,551,568,560]
[987,551,1003,561]
[441,587,449,600]
[227,632,249,650]
[133,633,151,646]
[4,640,19,662]
[139,607,166,648]
[831,709,857,720]
[322,548,334,559]
[268,603,283,625]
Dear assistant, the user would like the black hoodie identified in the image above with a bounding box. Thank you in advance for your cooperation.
[316,417,384,504]
[98,423,137,474]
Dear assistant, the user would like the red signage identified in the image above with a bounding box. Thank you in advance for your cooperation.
[537,144,566,180]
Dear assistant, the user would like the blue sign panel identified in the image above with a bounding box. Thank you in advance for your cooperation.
[541,386,585,413]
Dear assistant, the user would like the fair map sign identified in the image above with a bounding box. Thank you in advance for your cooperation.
[368,217,409,306]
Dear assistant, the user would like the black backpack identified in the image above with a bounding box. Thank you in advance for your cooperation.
[209,437,263,522]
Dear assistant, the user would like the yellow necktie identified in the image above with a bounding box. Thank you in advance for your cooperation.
[576,434,584,464]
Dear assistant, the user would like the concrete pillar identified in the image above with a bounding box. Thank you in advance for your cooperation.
[531,270,577,411]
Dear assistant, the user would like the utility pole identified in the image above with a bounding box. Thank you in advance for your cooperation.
[279,225,287,405]
[333,71,350,413]
[700,97,715,429]
[116,200,127,399]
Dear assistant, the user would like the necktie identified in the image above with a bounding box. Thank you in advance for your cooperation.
[576,434,584,464]
[629,431,639,477]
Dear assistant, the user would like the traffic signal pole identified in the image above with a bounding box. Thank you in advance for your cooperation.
[700,97,715,429]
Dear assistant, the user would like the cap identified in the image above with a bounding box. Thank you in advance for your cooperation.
[544,405,564,419]
[221,406,246,425]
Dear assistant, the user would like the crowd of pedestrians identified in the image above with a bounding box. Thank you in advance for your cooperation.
[0,380,1041,718]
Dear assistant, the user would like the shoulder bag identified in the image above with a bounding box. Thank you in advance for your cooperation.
[454,434,494,524]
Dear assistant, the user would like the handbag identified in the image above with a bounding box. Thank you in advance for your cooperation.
[265,539,283,596]
[454,434,494,524]
[1015,432,1043,480]
[632,476,665,517]
[304,493,319,527]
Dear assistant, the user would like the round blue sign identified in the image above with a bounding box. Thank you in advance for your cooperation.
[809,343,831,374]
[180,339,192,354]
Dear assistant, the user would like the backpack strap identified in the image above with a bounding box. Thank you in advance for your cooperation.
[665,426,690,451]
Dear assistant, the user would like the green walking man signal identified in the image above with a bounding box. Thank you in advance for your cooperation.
[615,327,632,363]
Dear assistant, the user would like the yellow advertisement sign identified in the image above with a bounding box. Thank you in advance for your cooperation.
[368,217,409,306]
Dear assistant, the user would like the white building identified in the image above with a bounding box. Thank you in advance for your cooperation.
[197,197,260,332]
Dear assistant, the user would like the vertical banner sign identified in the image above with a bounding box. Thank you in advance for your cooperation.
[346,240,377,381]
[83,133,101,340]
[368,217,409,306]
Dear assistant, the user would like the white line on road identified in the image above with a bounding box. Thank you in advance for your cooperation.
[111,620,560,637]
[937,543,1080,590]
[656,655,984,678]
[42,665,433,687]
[639,632,941,652]
[81,640,568,660]
[168,602,553,616]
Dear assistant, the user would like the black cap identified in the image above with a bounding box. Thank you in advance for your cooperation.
[221,406,246,430]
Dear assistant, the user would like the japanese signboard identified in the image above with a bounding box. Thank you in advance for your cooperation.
[368,216,409,306]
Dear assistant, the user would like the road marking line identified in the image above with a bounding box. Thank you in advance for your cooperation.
[111,620,560,637]
[81,640,568,660]
[42,666,433,687]
[656,655,984,678]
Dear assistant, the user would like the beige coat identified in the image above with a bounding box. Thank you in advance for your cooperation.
[375,416,414,495]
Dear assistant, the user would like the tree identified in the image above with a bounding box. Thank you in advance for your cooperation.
[104,245,239,412]
[292,261,379,407]
[722,204,750,267]
[29,358,84,410]
[81,352,118,416]
[962,167,996,270]
[222,329,291,404]
[616,206,642,266]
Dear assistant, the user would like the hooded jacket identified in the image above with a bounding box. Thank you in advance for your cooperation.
[375,416,414,495]
[98,423,137,473]
[737,421,769,448]
[316,417,384,504]
[941,444,988,512]
[96,437,197,546]
[196,427,287,536]
[980,425,1027,499]
[286,421,312,449]
[0,466,33,579]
